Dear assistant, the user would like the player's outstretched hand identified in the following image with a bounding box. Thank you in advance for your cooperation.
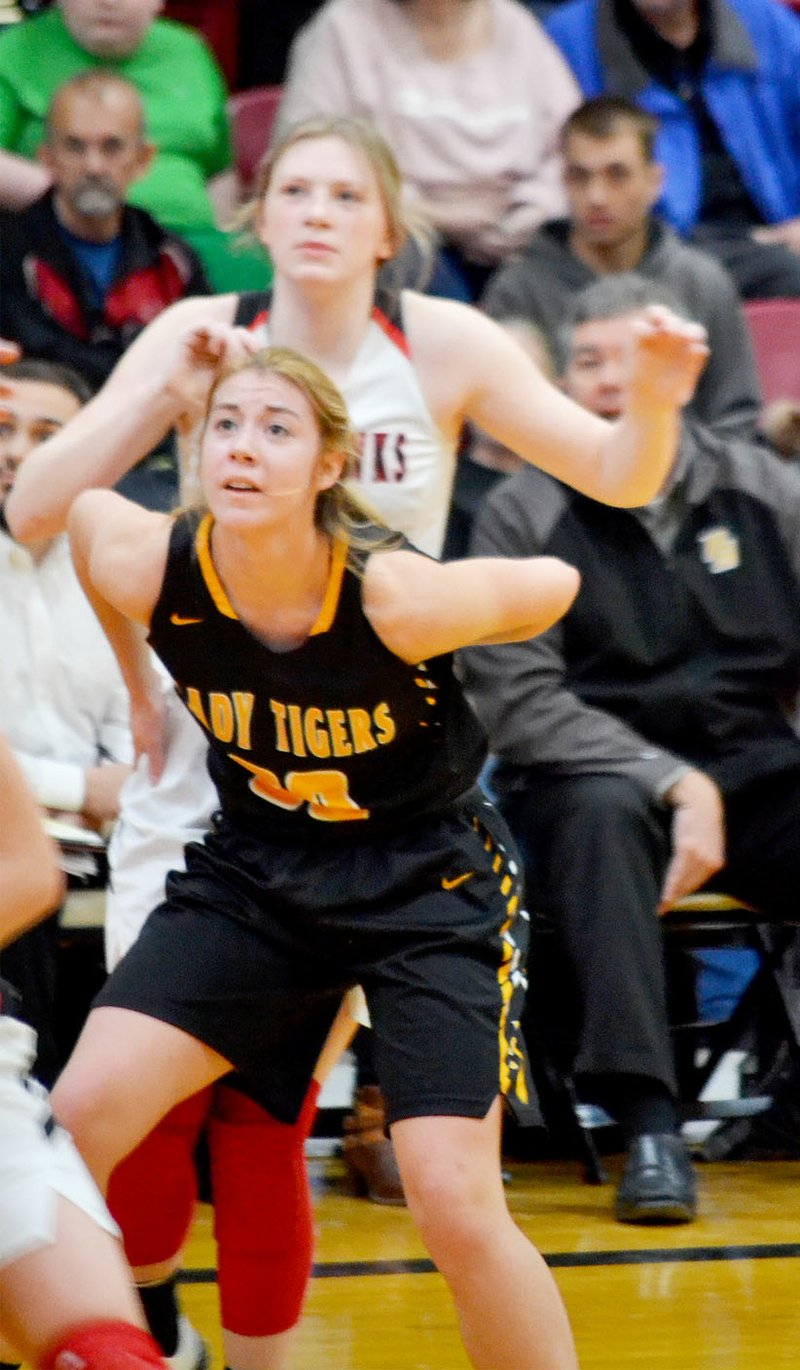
[165,322,260,432]
[628,306,709,413]
[130,684,167,786]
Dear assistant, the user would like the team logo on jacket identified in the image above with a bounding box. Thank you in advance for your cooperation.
[697,526,740,574]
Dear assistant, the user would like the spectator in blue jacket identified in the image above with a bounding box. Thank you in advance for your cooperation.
[545,0,800,298]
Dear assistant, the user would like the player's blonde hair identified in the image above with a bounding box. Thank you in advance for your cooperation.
[237,114,431,263]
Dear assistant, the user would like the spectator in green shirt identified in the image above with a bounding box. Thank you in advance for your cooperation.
[0,0,271,291]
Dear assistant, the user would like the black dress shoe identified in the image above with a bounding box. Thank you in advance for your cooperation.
[615,1132,697,1224]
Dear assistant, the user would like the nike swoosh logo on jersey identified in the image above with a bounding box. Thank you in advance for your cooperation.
[170,613,204,626]
[441,871,475,891]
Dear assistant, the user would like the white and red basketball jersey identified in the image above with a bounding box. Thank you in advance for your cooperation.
[235,290,457,557]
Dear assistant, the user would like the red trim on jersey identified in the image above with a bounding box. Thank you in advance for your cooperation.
[372,306,410,356]
[245,305,407,357]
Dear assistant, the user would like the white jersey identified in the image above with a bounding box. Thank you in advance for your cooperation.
[105,666,210,970]
[235,289,457,557]
[0,1014,117,1267]
[106,287,458,965]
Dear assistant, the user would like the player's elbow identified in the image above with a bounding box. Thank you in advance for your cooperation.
[547,558,578,619]
[39,859,67,918]
[66,489,105,545]
[524,556,580,637]
[4,489,58,544]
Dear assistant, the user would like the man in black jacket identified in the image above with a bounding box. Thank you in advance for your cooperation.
[0,69,210,389]
[463,273,800,1224]
[0,69,210,508]
[481,96,760,440]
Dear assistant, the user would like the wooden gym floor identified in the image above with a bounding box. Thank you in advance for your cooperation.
[180,1151,800,1368]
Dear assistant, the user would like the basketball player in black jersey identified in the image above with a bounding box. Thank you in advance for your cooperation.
[6,118,710,1370]
[53,328,581,1370]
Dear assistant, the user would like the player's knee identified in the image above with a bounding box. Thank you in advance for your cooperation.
[107,1095,210,1266]
[209,1086,318,1244]
[38,1321,165,1370]
[413,1187,503,1277]
[400,1154,498,1260]
[50,1072,125,1181]
[214,1146,314,1335]
[209,1088,318,1336]
[219,1245,310,1337]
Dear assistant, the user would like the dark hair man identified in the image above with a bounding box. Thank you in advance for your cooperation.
[482,95,760,439]
[544,0,800,299]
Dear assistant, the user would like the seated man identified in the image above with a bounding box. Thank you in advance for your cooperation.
[0,358,133,1084]
[462,272,800,1225]
[0,71,209,390]
[482,95,761,440]
[0,71,211,509]
[0,0,268,292]
[544,0,800,299]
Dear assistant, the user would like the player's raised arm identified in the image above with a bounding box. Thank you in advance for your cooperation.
[5,296,237,544]
[406,294,707,509]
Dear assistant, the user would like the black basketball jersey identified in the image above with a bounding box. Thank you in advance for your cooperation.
[147,512,487,842]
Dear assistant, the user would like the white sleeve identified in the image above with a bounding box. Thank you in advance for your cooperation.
[14,751,86,813]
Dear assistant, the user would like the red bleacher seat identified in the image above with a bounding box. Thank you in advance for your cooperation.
[228,85,284,189]
[743,297,800,403]
[163,1,239,89]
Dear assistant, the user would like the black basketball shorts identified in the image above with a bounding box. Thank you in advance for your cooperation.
[95,792,534,1127]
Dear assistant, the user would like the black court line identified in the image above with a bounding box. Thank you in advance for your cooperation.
[180,1241,800,1284]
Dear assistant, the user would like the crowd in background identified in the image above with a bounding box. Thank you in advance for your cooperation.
[2,1,800,1366]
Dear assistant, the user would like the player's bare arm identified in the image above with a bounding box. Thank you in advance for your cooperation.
[0,735,65,943]
[6,295,237,544]
[404,292,708,509]
[362,547,580,664]
[69,491,171,779]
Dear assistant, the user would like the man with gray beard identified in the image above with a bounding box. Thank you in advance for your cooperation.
[0,70,209,394]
